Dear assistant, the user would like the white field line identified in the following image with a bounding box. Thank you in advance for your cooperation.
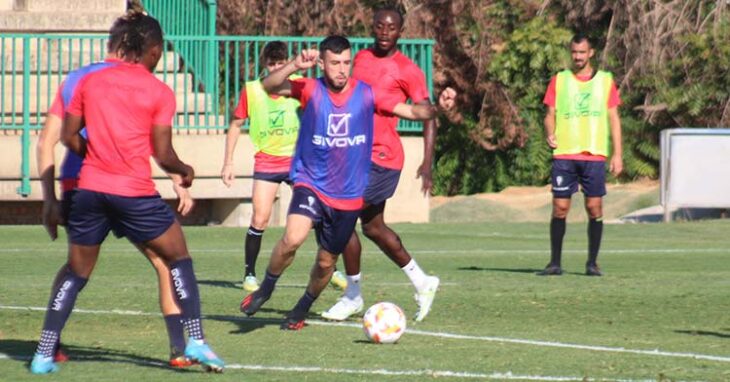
[0,247,727,255]
[2,304,729,364]
[0,353,703,382]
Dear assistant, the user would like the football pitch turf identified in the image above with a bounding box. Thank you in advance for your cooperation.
[1,221,728,381]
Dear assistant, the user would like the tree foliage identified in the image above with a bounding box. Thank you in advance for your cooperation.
[212,0,730,195]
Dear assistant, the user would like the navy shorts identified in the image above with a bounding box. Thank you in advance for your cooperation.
[363,164,401,205]
[253,171,291,185]
[551,159,606,198]
[287,187,360,254]
[67,189,176,245]
[61,190,76,224]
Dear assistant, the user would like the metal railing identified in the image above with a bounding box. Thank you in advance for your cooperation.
[141,0,218,100]
[1,33,434,196]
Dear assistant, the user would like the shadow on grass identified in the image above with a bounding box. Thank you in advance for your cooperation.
[0,339,196,372]
[197,279,239,290]
[205,311,318,335]
[674,329,730,339]
[198,279,313,290]
[458,266,543,274]
[458,266,592,277]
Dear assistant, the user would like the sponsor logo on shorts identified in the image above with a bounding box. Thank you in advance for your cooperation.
[171,268,188,299]
[52,280,73,311]
[556,176,563,186]
[298,195,318,215]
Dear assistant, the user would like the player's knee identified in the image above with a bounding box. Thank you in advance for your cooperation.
[587,207,603,219]
[362,221,386,241]
[280,233,305,252]
[552,205,570,218]
[250,214,270,230]
[316,254,336,271]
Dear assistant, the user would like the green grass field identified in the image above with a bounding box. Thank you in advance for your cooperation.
[1,221,729,381]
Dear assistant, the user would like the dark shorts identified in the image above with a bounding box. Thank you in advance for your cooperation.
[253,171,291,185]
[67,189,176,245]
[363,164,401,205]
[61,190,75,224]
[551,159,607,198]
[287,187,360,254]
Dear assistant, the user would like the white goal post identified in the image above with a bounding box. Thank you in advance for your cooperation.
[660,128,730,222]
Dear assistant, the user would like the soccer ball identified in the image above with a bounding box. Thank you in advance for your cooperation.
[362,302,406,344]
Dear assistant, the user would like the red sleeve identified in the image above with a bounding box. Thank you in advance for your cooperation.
[48,85,65,117]
[607,80,621,108]
[152,86,177,126]
[543,76,557,107]
[232,88,248,120]
[399,61,430,104]
[290,78,315,107]
[66,77,87,116]
[373,88,398,115]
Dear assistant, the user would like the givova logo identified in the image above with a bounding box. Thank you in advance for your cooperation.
[298,195,318,215]
[171,268,188,299]
[327,113,350,136]
[313,113,366,147]
[52,280,73,311]
[269,110,285,127]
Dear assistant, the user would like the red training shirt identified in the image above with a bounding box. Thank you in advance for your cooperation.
[352,48,431,170]
[67,61,177,197]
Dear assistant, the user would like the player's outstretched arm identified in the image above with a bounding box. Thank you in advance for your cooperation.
[262,49,318,96]
[151,124,194,187]
[37,114,63,240]
[391,87,457,121]
[61,113,87,158]
[221,118,245,187]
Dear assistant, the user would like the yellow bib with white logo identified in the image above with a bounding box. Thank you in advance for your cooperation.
[554,69,612,156]
[245,77,301,156]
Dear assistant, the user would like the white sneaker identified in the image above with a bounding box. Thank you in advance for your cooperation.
[414,276,440,322]
[242,275,259,292]
[321,295,364,321]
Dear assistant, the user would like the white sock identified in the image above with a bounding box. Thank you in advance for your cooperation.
[344,273,361,300]
[402,259,428,292]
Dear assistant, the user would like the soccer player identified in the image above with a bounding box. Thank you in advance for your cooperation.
[538,32,623,277]
[36,15,195,369]
[221,41,347,292]
[239,35,455,330]
[322,6,443,322]
[30,12,224,374]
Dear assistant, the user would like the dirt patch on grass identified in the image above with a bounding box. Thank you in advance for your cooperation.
[431,179,659,223]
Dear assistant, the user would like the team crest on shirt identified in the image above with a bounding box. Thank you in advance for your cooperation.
[327,113,351,136]
[312,113,366,147]
[268,110,286,127]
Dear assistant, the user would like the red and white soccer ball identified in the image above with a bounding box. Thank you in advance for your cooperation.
[362,302,406,344]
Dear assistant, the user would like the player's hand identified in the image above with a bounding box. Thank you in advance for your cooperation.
[173,183,195,216]
[416,162,433,196]
[546,134,558,149]
[610,155,623,176]
[221,163,234,187]
[42,199,63,241]
[180,165,195,188]
[438,87,457,111]
[295,49,319,70]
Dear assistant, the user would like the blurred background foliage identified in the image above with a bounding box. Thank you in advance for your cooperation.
[214,0,729,195]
